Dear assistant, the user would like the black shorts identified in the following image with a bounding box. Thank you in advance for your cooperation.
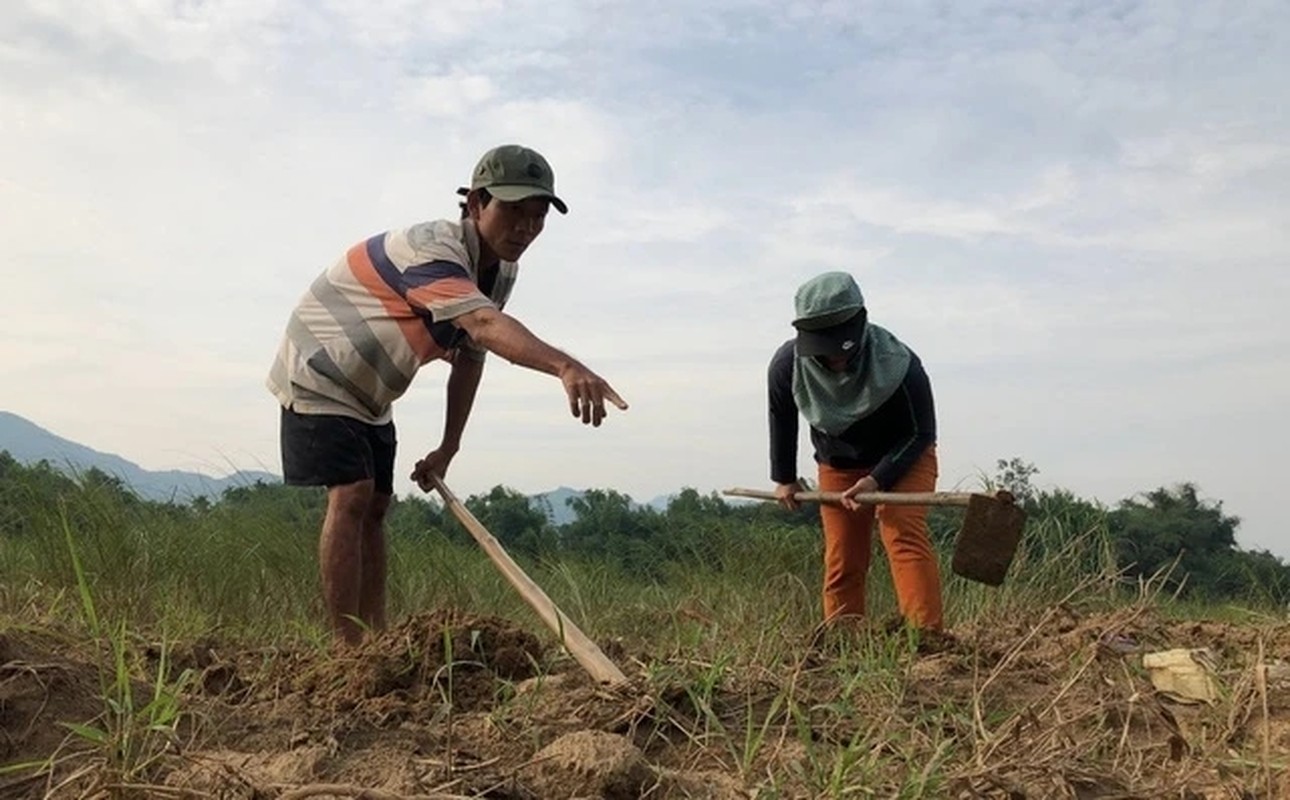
[279,406,397,494]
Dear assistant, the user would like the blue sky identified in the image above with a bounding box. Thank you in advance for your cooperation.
[3,1,1287,556]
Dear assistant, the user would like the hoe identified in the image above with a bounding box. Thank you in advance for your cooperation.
[431,475,628,686]
[722,487,1026,586]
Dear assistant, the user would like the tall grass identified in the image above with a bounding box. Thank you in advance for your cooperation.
[0,473,1133,654]
[2,480,321,641]
[58,514,196,791]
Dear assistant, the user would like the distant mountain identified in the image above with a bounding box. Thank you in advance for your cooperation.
[0,411,279,502]
[529,486,584,525]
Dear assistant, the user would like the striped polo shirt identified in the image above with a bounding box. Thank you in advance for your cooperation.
[267,219,517,424]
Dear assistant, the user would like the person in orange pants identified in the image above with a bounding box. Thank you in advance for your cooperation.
[767,271,943,631]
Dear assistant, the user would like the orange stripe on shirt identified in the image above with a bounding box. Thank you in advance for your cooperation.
[345,243,436,362]
[405,277,489,311]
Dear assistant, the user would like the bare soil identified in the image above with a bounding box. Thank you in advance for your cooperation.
[2,605,1288,799]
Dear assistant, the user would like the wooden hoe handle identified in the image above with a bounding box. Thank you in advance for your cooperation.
[431,476,628,686]
[722,487,1014,506]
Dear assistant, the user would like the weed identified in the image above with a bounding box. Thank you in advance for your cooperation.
[47,509,196,793]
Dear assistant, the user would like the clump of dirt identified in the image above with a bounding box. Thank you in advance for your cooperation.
[163,745,331,799]
[519,730,652,799]
[0,629,103,767]
[283,609,544,716]
[145,635,251,701]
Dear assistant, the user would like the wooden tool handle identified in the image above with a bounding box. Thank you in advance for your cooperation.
[723,487,1010,506]
[432,476,627,686]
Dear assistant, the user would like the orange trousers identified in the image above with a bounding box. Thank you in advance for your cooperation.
[817,446,943,630]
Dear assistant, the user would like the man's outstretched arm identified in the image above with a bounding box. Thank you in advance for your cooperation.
[453,306,628,426]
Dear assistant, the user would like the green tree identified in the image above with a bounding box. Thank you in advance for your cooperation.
[0,453,81,536]
[664,488,731,520]
[993,457,1040,504]
[656,489,734,570]
[385,493,446,540]
[562,489,664,570]
[80,467,142,509]
[1108,483,1240,597]
[215,480,324,531]
[1216,548,1290,606]
[459,486,553,556]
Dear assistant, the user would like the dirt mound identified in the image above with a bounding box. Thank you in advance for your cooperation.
[520,730,652,799]
[0,629,103,768]
[156,609,545,715]
[282,609,543,715]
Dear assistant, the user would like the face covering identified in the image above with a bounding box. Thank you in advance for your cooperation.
[791,321,911,435]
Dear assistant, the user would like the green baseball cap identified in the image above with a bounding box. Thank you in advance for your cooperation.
[793,271,865,330]
[465,144,568,214]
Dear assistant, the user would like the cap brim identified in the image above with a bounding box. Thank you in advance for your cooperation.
[795,315,866,357]
[484,184,568,214]
[797,329,845,357]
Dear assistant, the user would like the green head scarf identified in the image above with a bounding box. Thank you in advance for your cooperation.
[790,272,912,435]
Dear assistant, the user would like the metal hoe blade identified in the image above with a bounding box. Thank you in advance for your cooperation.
[951,493,1027,586]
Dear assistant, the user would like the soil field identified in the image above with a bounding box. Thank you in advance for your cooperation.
[3,605,1288,798]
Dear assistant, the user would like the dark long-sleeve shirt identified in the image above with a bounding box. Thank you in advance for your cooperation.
[767,340,937,490]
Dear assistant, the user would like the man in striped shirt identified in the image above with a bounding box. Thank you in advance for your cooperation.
[268,144,627,645]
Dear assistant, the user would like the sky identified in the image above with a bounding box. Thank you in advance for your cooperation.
[2,1,1288,557]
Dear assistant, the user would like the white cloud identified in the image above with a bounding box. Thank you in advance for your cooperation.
[399,70,497,118]
[9,0,288,79]
[583,203,732,245]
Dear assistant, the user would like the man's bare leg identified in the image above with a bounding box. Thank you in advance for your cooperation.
[359,492,392,633]
[320,480,374,646]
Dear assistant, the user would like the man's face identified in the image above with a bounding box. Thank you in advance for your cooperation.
[472,195,550,262]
